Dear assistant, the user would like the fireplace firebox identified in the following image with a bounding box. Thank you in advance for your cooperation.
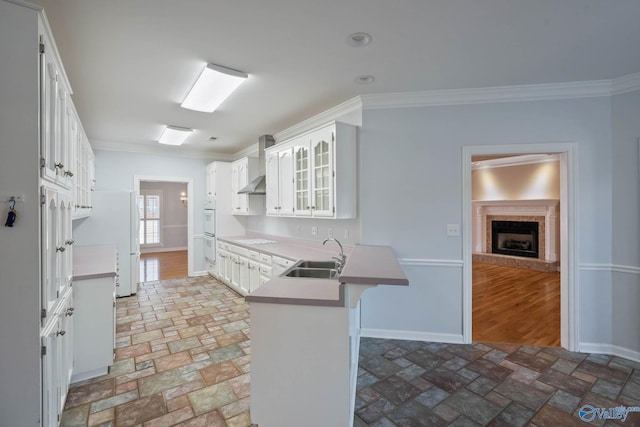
[491,220,539,258]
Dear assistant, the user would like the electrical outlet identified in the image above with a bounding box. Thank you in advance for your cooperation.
[447,224,460,237]
[327,227,333,237]
[311,226,318,236]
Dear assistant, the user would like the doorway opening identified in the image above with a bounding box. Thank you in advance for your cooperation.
[462,144,577,351]
[134,176,194,281]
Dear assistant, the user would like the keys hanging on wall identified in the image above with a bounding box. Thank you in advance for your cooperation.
[4,198,17,227]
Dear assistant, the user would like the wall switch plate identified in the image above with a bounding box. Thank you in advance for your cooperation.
[447,224,460,237]
[311,226,318,236]
[327,227,333,237]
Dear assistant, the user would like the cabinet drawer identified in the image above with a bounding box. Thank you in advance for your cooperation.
[272,256,295,268]
[248,250,260,261]
[259,253,272,265]
[258,265,272,277]
[228,244,249,257]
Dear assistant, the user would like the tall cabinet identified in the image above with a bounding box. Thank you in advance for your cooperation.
[0,2,93,425]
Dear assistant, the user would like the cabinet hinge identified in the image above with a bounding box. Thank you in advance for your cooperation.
[41,345,47,357]
[332,132,335,143]
[41,308,46,320]
[39,42,45,54]
[113,301,116,308]
[40,157,46,168]
[333,206,336,214]
[333,170,335,178]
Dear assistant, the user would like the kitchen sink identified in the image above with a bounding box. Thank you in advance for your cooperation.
[284,268,339,279]
[295,260,340,269]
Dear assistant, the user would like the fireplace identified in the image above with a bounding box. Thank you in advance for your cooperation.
[491,220,539,258]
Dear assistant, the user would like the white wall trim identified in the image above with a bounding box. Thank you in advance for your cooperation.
[472,153,560,169]
[579,342,640,363]
[274,97,363,143]
[361,80,612,110]
[361,328,465,344]
[612,72,640,95]
[141,246,187,254]
[162,224,187,229]
[191,270,209,277]
[398,258,464,268]
[580,263,640,275]
[92,139,234,161]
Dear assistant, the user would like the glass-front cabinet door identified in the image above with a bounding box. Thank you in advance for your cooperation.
[293,143,311,216]
[310,128,334,217]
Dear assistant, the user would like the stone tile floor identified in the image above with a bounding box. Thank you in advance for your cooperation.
[61,275,640,426]
[355,339,640,426]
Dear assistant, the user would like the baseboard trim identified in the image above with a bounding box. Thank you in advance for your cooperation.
[360,328,465,344]
[578,342,640,363]
[141,246,188,254]
[579,263,640,275]
[191,270,209,277]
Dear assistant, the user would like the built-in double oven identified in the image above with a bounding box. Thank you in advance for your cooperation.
[204,197,216,262]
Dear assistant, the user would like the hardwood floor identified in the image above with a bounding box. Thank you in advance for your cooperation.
[472,262,560,347]
[139,250,188,281]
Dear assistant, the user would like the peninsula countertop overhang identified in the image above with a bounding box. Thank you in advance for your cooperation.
[245,244,409,307]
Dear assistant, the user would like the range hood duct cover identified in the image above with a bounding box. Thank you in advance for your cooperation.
[237,134,275,194]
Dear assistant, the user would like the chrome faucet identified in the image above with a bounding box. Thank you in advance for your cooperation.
[323,238,346,272]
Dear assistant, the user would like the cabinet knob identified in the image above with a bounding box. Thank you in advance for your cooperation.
[64,171,74,177]
[65,240,74,246]
[56,330,66,336]
[56,246,66,252]
[65,308,74,316]
[55,162,64,169]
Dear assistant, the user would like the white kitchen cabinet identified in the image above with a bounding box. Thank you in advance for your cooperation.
[72,131,94,218]
[248,260,261,292]
[72,246,117,383]
[266,121,356,219]
[265,148,294,216]
[0,3,92,424]
[214,241,275,295]
[231,157,264,215]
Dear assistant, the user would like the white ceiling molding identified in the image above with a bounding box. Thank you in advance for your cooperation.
[612,72,640,95]
[471,154,560,170]
[361,80,613,110]
[274,97,363,143]
[91,139,234,161]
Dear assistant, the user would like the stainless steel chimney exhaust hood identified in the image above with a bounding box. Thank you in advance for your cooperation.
[238,134,275,194]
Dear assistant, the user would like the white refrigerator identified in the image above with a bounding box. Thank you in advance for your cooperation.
[72,191,140,296]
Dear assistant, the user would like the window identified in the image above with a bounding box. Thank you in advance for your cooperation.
[139,191,161,246]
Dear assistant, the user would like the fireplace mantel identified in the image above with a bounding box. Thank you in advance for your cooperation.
[472,199,560,262]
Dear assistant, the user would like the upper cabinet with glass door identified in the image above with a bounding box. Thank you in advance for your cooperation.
[265,121,356,219]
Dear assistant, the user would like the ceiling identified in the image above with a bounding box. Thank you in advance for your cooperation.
[31,0,640,157]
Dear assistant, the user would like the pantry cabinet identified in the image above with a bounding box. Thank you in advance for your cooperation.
[0,2,95,425]
[266,121,356,219]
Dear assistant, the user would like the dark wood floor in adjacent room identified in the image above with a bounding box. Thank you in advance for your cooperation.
[472,262,560,347]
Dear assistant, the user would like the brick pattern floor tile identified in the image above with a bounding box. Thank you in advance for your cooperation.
[60,275,640,427]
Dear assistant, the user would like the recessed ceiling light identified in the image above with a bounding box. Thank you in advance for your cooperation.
[347,32,372,47]
[158,125,193,146]
[355,75,375,84]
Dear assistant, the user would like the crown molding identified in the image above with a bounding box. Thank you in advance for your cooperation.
[472,153,560,170]
[274,96,363,143]
[612,72,640,95]
[361,80,614,110]
[91,139,234,161]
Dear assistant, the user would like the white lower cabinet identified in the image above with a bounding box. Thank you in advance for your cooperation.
[41,288,74,427]
[214,241,277,295]
[71,246,117,383]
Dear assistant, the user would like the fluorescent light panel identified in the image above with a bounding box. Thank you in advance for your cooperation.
[181,64,248,112]
[158,125,193,146]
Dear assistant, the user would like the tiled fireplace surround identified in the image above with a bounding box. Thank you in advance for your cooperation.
[472,200,560,272]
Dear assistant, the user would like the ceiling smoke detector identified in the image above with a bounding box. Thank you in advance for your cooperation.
[347,32,372,47]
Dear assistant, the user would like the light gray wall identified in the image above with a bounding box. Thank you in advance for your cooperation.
[140,181,188,251]
[94,149,209,272]
[358,97,615,348]
[611,89,640,354]
[247,216,361,246]
[0,3,43,425]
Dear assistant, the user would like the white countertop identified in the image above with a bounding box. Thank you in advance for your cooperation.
[73,244,117,280]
